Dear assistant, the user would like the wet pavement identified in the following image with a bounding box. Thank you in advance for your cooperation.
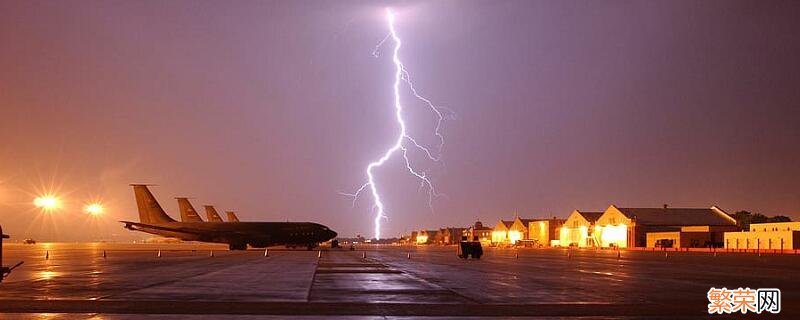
[0,243,798,318]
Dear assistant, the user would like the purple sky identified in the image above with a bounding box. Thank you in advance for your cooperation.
[1,1,798,241]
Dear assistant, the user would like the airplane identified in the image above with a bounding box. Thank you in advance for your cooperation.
[179,198,239,224]
[226,211,240,222]
[176,197,204,223]
[204,205,224,222]
[121,185,337,250]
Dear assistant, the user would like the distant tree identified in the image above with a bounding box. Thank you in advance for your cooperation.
[731,210,792,230]
[751,213,768,224]
[732,211,754,229]
[768,215,792,223]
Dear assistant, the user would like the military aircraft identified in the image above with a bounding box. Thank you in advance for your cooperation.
[121,185,337,250]
[179,199,240,223]
[226,211,240,222]
[176,197,204,222]
[204,205,224,222]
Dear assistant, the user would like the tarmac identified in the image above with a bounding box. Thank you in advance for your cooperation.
[0,243,798,319]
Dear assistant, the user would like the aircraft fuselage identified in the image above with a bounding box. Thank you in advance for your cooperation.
[123,220,337,249]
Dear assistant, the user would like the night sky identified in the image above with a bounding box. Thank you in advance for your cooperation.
[1,1,798,241]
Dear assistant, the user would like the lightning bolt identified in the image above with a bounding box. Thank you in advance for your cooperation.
[344,8,448,240]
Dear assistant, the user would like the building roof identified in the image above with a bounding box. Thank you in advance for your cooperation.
[518,218,536,226]
[501,220,514,228]
[578,211,604,223]
[615,207,735,226]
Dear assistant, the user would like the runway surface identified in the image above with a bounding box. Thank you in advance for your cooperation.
[0,243,798,319]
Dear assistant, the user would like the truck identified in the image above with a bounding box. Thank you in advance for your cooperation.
[457,236,483,259]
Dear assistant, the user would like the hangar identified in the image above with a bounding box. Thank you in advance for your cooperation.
[594,205,738,248]
[491,220,515,245]
[646,225,739,248]
[528,218,565,247]
[558,210,603,247]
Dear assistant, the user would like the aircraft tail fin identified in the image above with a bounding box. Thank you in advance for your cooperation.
[131,184,176,224]
[176,197,204,222]
[204,205,224,222]
[226,211,240,222]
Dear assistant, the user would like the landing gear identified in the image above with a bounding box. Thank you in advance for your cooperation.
[228,242,247,251]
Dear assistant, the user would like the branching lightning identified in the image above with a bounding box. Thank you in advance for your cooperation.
[344,8,448,240]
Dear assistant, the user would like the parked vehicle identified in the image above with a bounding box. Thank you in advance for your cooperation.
[458,236,483,259]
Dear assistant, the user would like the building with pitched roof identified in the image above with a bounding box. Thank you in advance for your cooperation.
[463,221,493,244]
[492,220,515,245]
[594,205,738,248]
[492,217,555,246]
[509,217,535,242]
[415,230,439,245]
[559,210,604,247]
[439,227,467,245]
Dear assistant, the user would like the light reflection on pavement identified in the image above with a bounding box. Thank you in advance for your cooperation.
[1,243,799,318]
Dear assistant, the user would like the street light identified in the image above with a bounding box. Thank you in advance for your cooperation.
[84,203,104,216]
[33,195,61,212]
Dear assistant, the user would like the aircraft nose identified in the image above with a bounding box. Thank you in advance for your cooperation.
[328,230,337,240]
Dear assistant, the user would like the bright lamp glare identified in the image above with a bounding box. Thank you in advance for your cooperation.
[84,203,104,216]
[34,195,61,211]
